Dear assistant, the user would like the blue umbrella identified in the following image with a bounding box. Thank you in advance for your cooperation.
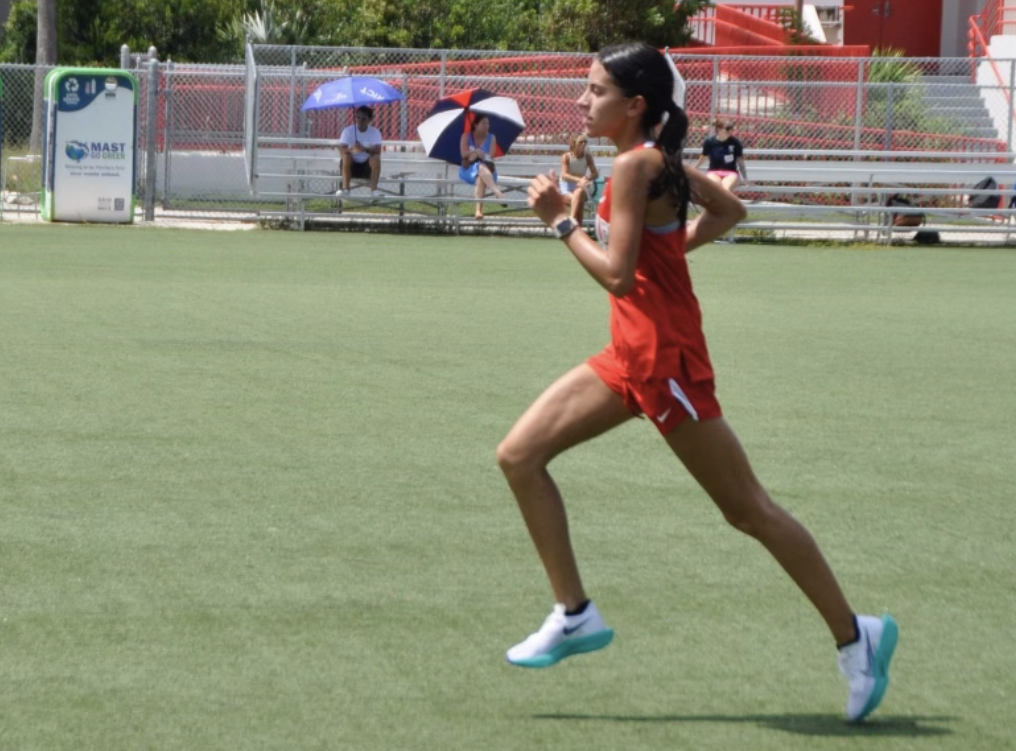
[301,76,405,111]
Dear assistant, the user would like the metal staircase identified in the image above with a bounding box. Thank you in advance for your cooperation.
[919,74,1000,141]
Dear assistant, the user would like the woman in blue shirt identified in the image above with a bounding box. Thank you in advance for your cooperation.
[460,114,507,220]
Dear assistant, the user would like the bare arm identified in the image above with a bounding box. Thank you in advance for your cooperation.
[694,154,707,170]
[460,133,473,163]
[528,150,650,297]
[684,166,747,251]
[586,152,599,180]
[736,155,748,181]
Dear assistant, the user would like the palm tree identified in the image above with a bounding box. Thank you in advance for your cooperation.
[217,0,322,61]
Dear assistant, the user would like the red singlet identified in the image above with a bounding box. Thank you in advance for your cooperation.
[587,142,722,433]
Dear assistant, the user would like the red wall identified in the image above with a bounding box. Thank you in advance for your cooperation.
[844,0,944,57]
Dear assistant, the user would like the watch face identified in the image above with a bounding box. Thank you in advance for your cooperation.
[556,218,575,237]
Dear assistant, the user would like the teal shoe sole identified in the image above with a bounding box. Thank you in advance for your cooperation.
[508,629,614,669]
[855,614,898,721]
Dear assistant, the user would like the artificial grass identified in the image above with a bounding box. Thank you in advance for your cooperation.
[1,223,1014,750]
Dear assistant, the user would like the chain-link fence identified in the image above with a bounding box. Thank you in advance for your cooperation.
[0,63,46,209]
[3,48,1016,222]
[248,46,592,146]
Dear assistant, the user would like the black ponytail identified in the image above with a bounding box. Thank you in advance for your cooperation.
[597,43,691,225]
[652,100,691,226]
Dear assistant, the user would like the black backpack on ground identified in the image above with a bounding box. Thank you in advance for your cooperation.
[886,194,925,227]
[969,177,1000,210]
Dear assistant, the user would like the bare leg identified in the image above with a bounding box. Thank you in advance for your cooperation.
[477,164,505,200]
[497,364,632,610]
[341,156,352,191]
[720,174,742,192]
[474,180,485,219]
[664,417,856,644]
[570,188,585,222]
[368,154,381,191]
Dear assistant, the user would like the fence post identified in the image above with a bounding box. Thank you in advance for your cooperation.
[711,57,720,121]
[163,61,175,210]
[439,51,448,199]
[854,58,864,154]
[299,63,310,137]
[120,45,130,70]
[884,83,895,150]
[439,51,447,98]
[144,58,159,221]
[1008,59,1015,152]
[288,47,298,139]
[400,73,408,140]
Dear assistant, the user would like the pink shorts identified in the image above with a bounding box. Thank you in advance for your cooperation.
[708,170,740,181]
[587,346,722,435]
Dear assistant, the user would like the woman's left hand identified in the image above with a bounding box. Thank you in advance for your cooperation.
[528,172,568,226]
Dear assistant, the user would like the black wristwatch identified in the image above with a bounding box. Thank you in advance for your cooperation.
[553,217,579,239]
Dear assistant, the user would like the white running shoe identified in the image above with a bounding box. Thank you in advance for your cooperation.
[506,602,614,668]
[838,613,898,722]
[370,189,381,198]
[335,188,347,197]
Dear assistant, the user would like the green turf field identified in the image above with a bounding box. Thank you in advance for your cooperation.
[2,223,1014,751]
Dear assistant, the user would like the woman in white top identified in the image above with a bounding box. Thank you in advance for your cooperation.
[558,133,599,223]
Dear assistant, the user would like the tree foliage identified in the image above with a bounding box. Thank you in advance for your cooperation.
[541,0,708,51]
[1,0,246,64]
[0,0,39,62]
[216,0,341,61]
[1,0,710,65]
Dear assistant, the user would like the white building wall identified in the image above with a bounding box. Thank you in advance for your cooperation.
[942,0,988,57]
[982,36,1016,150]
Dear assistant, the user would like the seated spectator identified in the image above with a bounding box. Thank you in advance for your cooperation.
[459,114,506,220]
[337,106,382,197]
[559,133,600,223]
[694,118,747,191]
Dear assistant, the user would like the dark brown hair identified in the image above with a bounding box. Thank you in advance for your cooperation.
[597,42,690,224]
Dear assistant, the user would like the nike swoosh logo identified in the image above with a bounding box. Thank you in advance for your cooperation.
[656,409,672,423]
[563,619,589,636]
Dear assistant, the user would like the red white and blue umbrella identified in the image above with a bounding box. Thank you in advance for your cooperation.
[301,76,405,111]
[416,88,525,165]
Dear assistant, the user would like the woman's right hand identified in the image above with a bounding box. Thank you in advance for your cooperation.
[528,171,568,226]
